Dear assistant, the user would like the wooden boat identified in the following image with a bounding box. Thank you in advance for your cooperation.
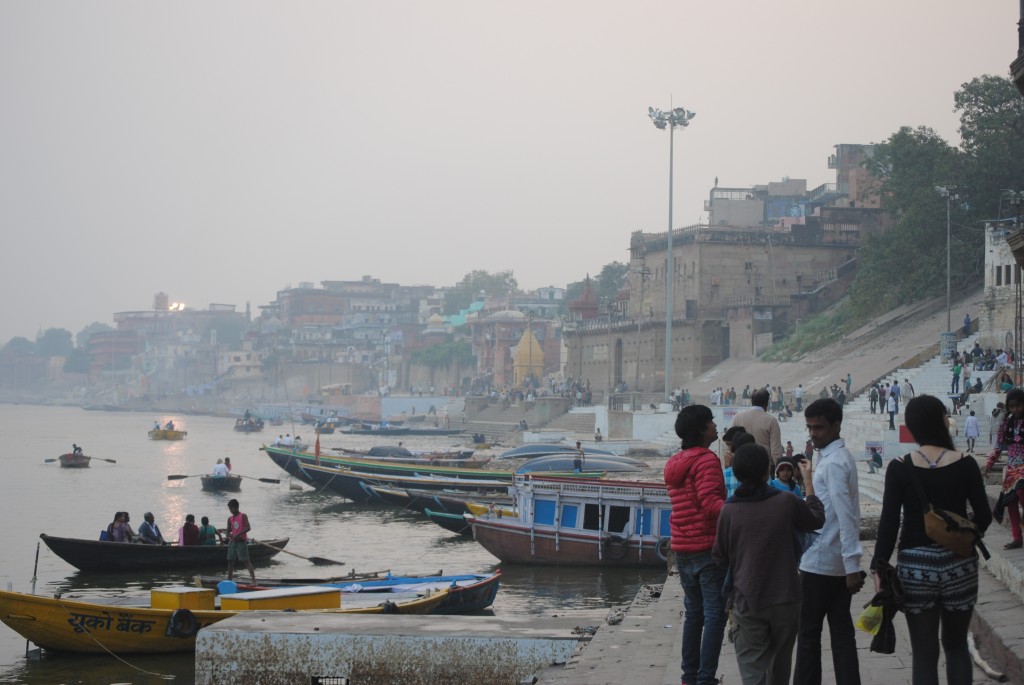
[234,418,264,433]
[148,428,187,440]
[516,454,647,474]
[58,453,90,468]
[364,483,513,515]
[39,534,290,573]
[342,424,463,437]
[465,501,518,518]
[296,463,513,503]
[466,475,672,567]
[497,443,617,460]
[423,509,473,537]
[0,585,447,654]
[201,570,500,615]
[200,474,243,492]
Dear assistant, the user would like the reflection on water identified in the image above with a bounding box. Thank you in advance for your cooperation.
[0,405,669,683]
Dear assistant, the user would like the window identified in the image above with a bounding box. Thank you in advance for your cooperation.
[634,507,653,535]
[659,510,671,537]
[607,505,630,534]
[561,504,578,528]
[1006,265,1012,286]
[534,500,556,525]
[997,266,1002,286]
[582,503,602,531]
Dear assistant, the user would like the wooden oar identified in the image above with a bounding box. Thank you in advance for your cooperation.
[166,474,280,484]
[44,456,117,464]
[250,538,344,566]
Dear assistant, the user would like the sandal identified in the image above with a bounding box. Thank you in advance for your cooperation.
[1004,540,1023,550]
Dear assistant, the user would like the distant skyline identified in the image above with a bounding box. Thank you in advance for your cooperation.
[0,1,1017,343]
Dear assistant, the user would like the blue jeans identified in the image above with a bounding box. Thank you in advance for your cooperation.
[676,550,727,685]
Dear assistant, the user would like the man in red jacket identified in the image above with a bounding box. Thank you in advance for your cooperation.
[665,404,727,685]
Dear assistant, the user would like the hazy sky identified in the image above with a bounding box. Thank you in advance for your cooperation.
[0,2,1016,343]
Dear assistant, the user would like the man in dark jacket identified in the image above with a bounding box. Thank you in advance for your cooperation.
[665,405,727,685]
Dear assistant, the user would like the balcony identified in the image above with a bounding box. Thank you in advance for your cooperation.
[808,182,842,205]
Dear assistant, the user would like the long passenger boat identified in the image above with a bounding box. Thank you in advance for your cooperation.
[295,463,513,503]
[0,585,446,654]
[466,475,672,567]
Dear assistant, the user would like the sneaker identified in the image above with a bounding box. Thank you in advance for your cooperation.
[1005,540,1023,550]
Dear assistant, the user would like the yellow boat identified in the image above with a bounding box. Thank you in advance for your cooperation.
[465,501,518,518]
[148,428,187,440]
[0,585,447,654]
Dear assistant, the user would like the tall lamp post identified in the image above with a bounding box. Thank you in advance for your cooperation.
[936,185,958,334]
[649,105,695,399]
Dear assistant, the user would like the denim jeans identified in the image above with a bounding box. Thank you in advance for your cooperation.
[676,550,727,685]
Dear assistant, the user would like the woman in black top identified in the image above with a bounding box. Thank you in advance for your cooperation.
[870,395,991,685]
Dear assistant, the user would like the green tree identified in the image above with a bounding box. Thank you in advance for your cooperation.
[63,347,91,373]
[35,328,74,357]
[443,270,519,315]
[850,126,964,316]
[76,322,114,348]
[204,316,249,347]
[1,337,36,357]
[411,340,476,368]
[595,262,629,306]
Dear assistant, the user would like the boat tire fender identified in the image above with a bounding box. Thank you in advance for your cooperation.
[655,536,671,562]
[603,534,629,560]
[169,609,199,638]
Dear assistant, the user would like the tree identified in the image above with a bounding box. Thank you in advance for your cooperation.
[443,270,519,315]
[850,126,965,316]
[35,328,74,357]
[594,262,630,306]
[1,337,35,357]
[63,348,91,373]
[77,322,114,348]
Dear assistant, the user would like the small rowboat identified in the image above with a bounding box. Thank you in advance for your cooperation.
[40,534,290,573]
[58,453,91,468]
[0,585,448,654]
[200,475,243,492]
[148,428,187,441]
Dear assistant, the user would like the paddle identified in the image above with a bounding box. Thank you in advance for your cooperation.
[167,474,281,484]
[250,539,344,566]
[44,456,117,464]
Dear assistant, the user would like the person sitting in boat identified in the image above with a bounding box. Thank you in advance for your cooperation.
[137,512,166,545]
[72,443,83,455]
[165,420,175,430]
[224,457,232,472]
[211,459,229,478]
[199,516,222,545]
[107,512,132,543]
[152,420,160,430]
[293,435,304,449]
[283,433,294,447]
[180,514,200,546]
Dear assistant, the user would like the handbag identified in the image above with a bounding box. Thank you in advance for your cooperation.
[903,454,990,560]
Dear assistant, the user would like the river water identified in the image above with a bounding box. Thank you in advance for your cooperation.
[0,405,666,684]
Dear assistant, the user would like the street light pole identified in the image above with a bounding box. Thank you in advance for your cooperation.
[649,105,695,400]
[936,186,958,333]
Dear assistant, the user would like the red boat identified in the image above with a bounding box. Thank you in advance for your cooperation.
[58,453,91,468]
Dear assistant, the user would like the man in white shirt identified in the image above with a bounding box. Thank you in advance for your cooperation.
[795,398,863,685]
[212,459,229,478]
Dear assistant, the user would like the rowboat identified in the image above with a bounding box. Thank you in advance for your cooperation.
[201,570,501,615]
[58,453,91,468]
[148,428,187,440]
[466,475,672,567]
[364,483,513,515]
[39,534,290,573]
[200,475,243,492]
[424,509,473,537]
[516,454,647,474]
[0,585,447,654]
[234,418,264,433]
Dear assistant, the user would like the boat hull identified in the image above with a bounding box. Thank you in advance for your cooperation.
[468,517,666,568]
[39,534,289,573]
[58,453,90,468]
[200,475,243,492]
[424,509,473,537]
[148,429,187,440]
[0,588,447,654]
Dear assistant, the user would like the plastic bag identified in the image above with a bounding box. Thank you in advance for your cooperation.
[855,604,883,635]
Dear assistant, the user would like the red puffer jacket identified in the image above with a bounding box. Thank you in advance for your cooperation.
[664,446,726,553]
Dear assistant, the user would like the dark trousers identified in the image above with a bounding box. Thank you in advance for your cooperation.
[794,572,860,685]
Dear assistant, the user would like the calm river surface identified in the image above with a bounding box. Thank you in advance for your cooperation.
[0,405,666,684]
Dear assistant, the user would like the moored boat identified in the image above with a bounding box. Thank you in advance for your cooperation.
[466,474,672,567]
[0,585,447,654]
[497,443,617,460]
[39,534,290,573]
[296,463,513,503]
[200,474,243,492]
[423,508,474,537]
[57,453,91,468]
[204,570,500,615]
[234,418,265,433]
[148,428,187,440]
[516,454,647,474]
